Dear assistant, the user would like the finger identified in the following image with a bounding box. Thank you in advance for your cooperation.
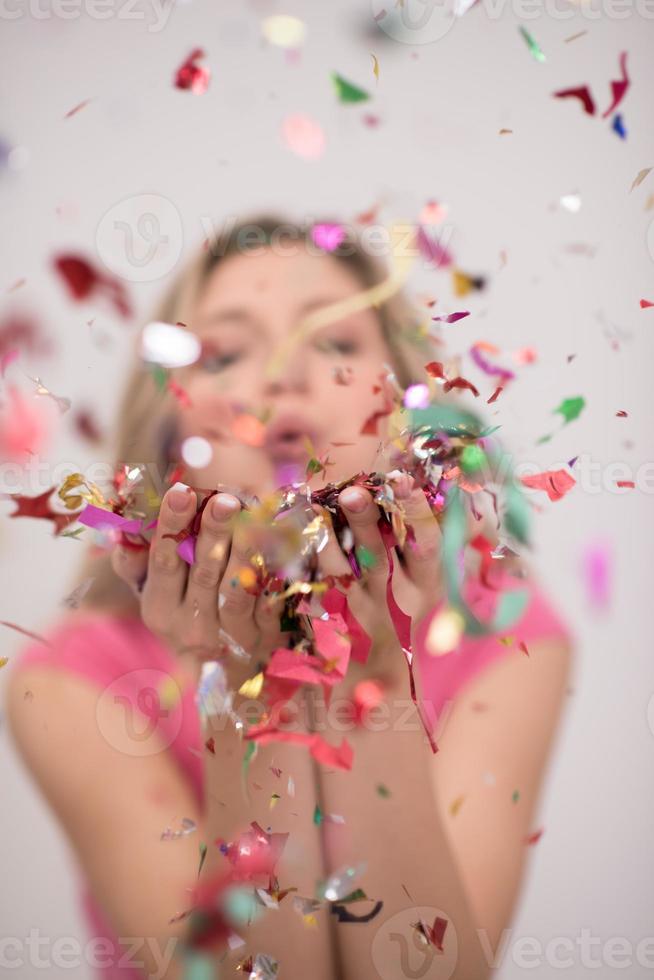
[111,545,148,596]
[313,506,376,633]
[393,478,443,600]
[183,492,241,620]
[218,511,259,652]
[142,483,195,635]
[253,589,286,653]
[338,487,390,601]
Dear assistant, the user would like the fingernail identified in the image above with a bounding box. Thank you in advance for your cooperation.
[340,488,368,513]
[211,493,240,520]
[169,484,192,512]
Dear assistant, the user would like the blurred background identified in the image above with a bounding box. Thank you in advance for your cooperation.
[0,1,653,976]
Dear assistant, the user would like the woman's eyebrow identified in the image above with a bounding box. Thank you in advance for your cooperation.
[197,308,260,330]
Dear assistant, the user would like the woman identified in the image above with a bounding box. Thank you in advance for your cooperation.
[6,215,573,980]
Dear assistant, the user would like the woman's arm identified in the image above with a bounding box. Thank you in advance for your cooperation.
[431,633,574,960]
[6,663,202,980]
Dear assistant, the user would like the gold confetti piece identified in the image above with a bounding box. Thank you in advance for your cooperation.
[270,793,281,809]
[239,671,264,699]
[237,567,257,589]
[630,167,652,193]
[564,29,587,42]
[498,128,513,135]
[0,657,9,669]
[266,222,417,380]
[449,795,465,816]
[425,608,465,655]
[261,14,306,47]
[159,676,182,709]
[644,193,654,211]
[371,53,380,82]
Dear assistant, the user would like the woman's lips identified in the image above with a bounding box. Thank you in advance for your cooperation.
[264,431,313,463]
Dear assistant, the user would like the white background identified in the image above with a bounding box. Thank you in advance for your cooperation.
[0,1,653,977]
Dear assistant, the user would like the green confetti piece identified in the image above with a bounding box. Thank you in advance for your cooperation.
[306,457,323,476]
[338,888,368,904]
[313,804,323,826]
[460,443,487,474]
[519,25,546,62]
[331,71,370,104]
[512,789,520,803]
[554,396,585,425]
[442,486,529,637]
[181,950,215,980]
[242,739,256,777]
[376,783,391,798]
[60,526,85,540]
[410,404,483,439]
[504,481,531,546]
[197,842,207,877]
[355,545,377,570]
[151,363,168,392]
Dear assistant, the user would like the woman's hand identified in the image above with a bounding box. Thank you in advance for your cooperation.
[111,486,286,676]
[315,476,444,652]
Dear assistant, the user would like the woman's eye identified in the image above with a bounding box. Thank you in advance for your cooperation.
[315,338,358,356]
[199,351,241,372]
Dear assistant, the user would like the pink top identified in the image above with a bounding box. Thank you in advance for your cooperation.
[10,574,571,979]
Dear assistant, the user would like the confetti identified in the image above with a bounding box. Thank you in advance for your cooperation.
[612,114,627,139]
[519,26,546,62]
[449,795,465,816]
[281,114,326,160]
[5,487,79,535]
[261,15,306,48]
[0,621,52,646]
[521,469,576,502]
[371,53,380,83]
[53,254,131,318]
[601,51,629,119]
[174,49,210,94]
[524,828,544,846]
[64,99,92,119]
[640,299,654,309]
[331,72,370,104]
[311,222,346,252]
[431,311,469,324]
[417,225,453,269]
[552,85,595,116]
[582,540,612,609]
[630,168,652,193]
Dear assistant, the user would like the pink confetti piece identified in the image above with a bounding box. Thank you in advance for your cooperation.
[521,469,576,502]
[78,504,143,535]
[416,225,453,269]
[282,114,326,159]
[311,222,346,251]
[582,540,612,609]
[0,348,19,376]
[431,311,470,324]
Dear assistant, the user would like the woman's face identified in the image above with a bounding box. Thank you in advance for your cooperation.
[176,247,397,499]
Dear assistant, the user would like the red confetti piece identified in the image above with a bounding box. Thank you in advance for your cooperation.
[53,254,132,318]
[205,736,216,754]
[524,828,544,845]
[601,51,629,119]
[615,410,628,417]
[640,299,654,309]
[360,397,393,436]
[0,621,52,646]
[431,311,469,324]
[174,48,211,94]
[553,85,596,116]
[5,486,79,535]
[616,480,635,488]
[487,385,503,404]
[245,726,354,770]
[64,99,92,119]
[521,469,576,502]
[167,378,192,408]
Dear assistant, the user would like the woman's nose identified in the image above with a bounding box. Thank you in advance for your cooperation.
[263,346,310,396]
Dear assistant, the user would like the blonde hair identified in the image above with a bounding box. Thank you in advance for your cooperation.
[80,213,436,613]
